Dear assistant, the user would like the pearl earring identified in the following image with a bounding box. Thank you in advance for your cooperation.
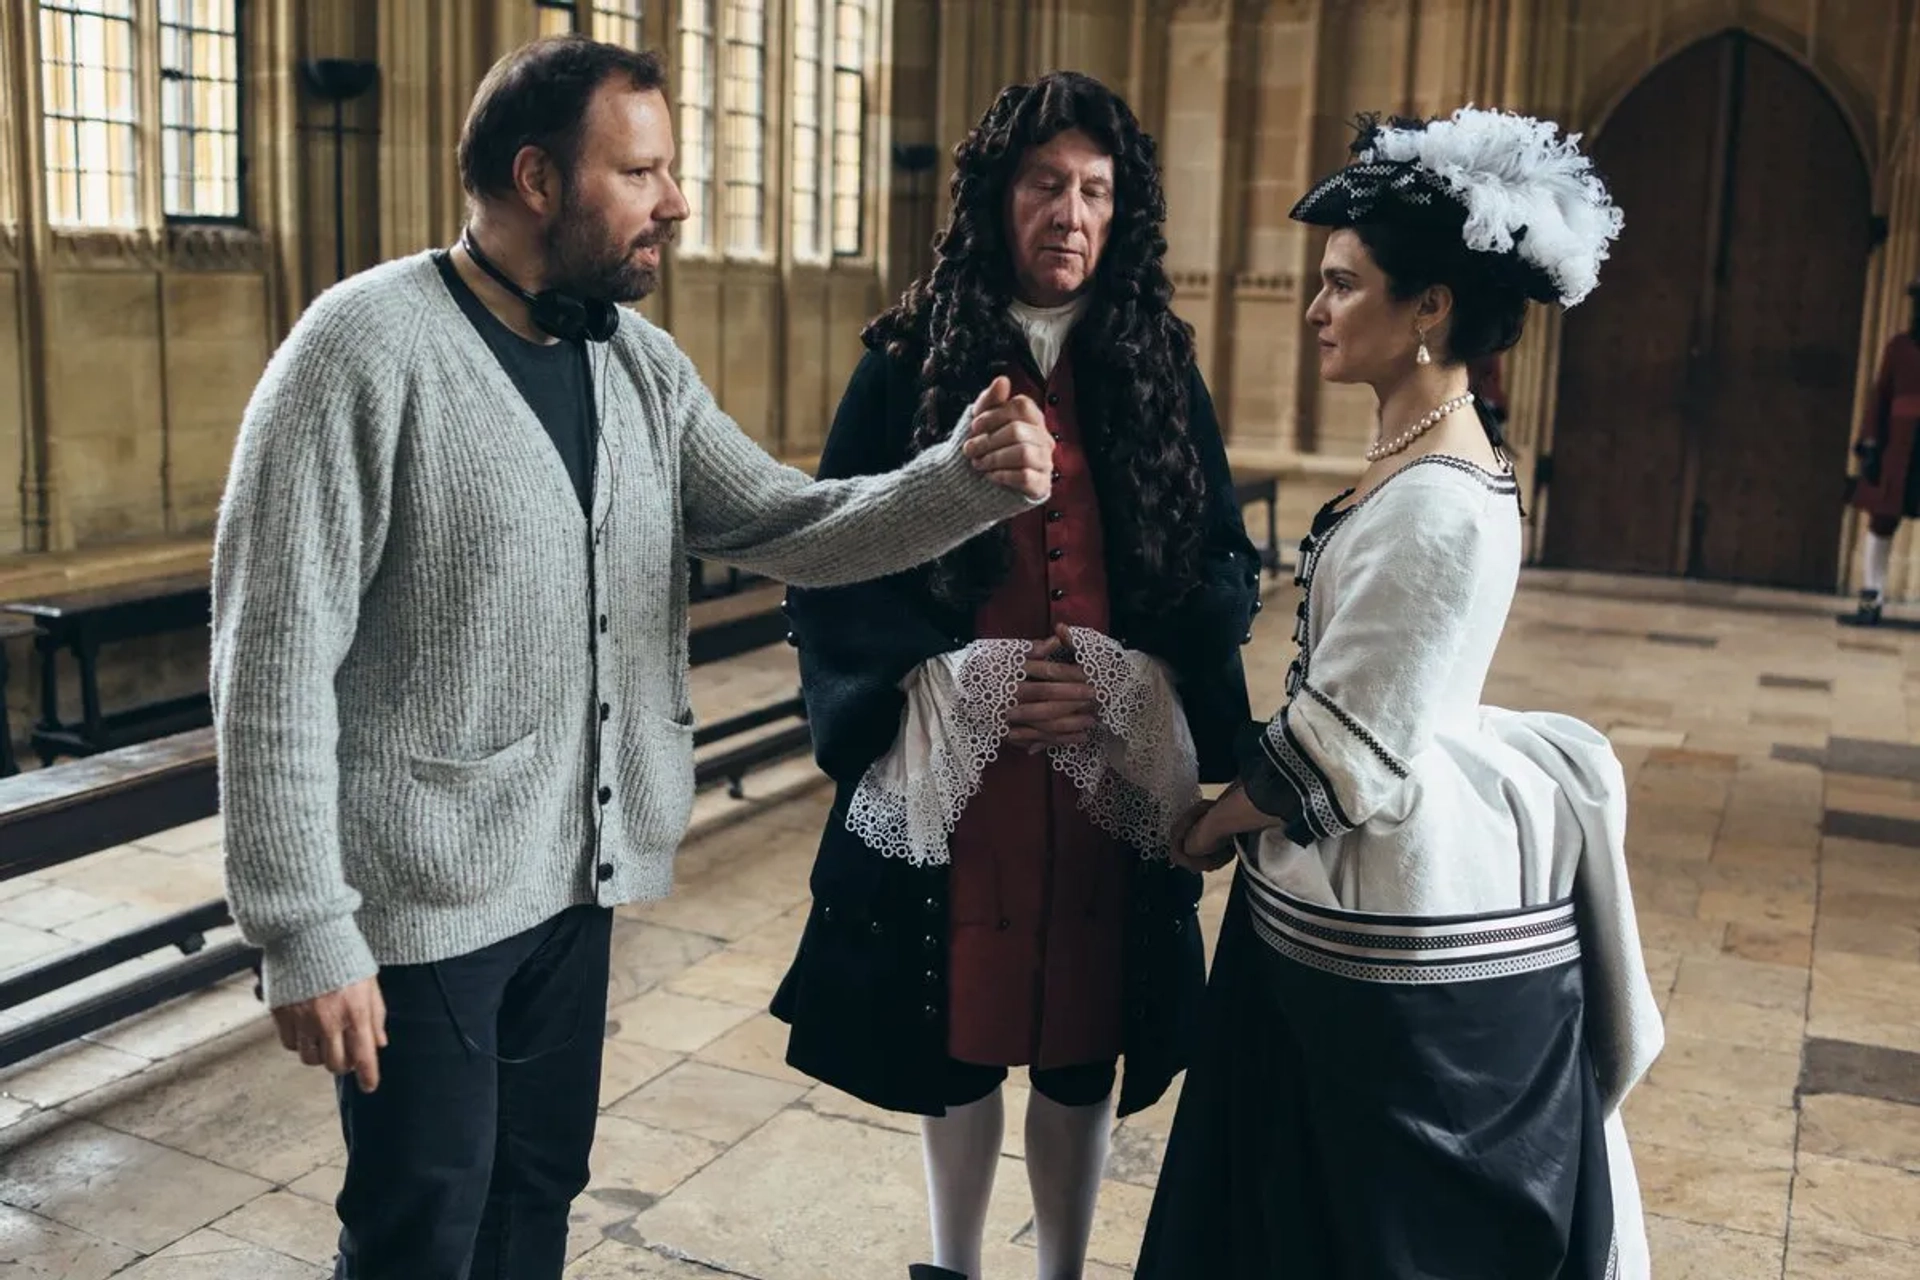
[1415,330,1433,366]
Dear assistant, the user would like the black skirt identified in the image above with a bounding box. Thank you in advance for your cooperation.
[1136,869,1619,1280]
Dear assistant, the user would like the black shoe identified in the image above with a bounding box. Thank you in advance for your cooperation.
[909,1268,968,1280]
[1857,591,1885,625]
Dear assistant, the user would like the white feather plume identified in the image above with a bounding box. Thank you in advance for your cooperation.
[1362,106,1623,306]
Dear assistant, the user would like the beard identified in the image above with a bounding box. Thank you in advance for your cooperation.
[543,177,675,303]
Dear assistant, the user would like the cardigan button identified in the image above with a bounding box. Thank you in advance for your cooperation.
[600,702,611,722]
[598,786,613,805]
[596,863,613,882]
[599,614,609,633]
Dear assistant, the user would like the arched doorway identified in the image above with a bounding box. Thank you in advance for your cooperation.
[1543,30,1872,591]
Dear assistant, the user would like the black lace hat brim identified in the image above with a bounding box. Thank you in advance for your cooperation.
[1288,157,1560,305]
[1288,157,1450,229]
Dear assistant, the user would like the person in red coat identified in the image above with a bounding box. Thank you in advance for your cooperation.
[770,73,1260,1280]
[1848,276,1920,623]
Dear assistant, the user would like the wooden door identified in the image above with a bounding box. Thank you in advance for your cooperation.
[1544,32,1871,591]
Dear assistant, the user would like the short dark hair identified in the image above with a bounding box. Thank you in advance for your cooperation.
[458,36,667,201]
[1351,215,1531,365]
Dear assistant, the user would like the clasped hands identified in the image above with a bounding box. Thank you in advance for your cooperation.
[1006,624,1102,752]
[960,375,1055,501]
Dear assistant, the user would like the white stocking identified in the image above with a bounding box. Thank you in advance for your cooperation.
[1864,531,1895,596]
[1023,1088,1114,1280]
[921,1089,1004,1278]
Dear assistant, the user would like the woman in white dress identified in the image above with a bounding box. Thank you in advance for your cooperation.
[1134,107,1664,1279]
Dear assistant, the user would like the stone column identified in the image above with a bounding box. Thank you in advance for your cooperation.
[4,0,59,551]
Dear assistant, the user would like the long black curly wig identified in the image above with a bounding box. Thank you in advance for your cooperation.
[865,71,1207,620]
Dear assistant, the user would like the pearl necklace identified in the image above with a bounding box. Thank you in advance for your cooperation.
[1365,393,1475,462]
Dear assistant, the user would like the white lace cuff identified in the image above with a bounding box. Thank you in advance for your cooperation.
[843,641,1030,868]
[1050,627,1200,861]
[844,629,1199,866]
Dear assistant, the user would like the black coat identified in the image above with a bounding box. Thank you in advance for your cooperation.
[770,339,1262,1118]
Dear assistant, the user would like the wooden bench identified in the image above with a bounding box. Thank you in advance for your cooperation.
[688,557,767,604]
[687,579,790,667]
[0,727,252,1069]
[4,571,212,766]
[0,726,217,880]
[0,613,35,778]
[686,579,810,797]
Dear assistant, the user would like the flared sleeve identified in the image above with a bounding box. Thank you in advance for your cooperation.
[1240,474,1508,845]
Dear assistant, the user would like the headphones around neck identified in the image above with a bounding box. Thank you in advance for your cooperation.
[460,228,620,344]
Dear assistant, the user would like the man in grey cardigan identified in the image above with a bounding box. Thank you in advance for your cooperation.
[211,36,1052,1280]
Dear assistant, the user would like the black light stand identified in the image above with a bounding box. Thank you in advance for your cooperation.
[299,58,380,284]
[892,142,941,283]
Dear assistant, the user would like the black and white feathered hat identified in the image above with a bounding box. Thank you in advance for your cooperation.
[1289,106,1623,308]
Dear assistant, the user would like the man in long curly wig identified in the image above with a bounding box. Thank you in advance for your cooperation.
[772,71,1262,1280]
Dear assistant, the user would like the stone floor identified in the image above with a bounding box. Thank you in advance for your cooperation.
[5,571,1920,1277]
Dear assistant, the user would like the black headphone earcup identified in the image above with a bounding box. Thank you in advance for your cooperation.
[527,291,617,343]
[582,299,620,343]
[530,292,588,343]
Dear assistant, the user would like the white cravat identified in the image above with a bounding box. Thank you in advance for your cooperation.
[1008,296,1088,379]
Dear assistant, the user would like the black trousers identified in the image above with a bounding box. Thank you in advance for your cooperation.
[332,904,612,1280]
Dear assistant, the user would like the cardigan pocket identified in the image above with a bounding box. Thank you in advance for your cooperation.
[406,729,538,785]
[379,730,545,905]
[616,714,698,851]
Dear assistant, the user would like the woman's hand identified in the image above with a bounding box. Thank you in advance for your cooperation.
[1005,634,1100,749]
[1170,797,1236,872]
[1169,781,1278,872]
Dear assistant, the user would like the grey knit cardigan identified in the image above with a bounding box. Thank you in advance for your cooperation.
[211,252,1033,1006]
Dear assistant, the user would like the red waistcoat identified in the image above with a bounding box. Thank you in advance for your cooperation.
[945,354,1130,1069]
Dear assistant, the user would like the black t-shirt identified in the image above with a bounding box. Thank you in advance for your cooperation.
[433,250,596,513]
